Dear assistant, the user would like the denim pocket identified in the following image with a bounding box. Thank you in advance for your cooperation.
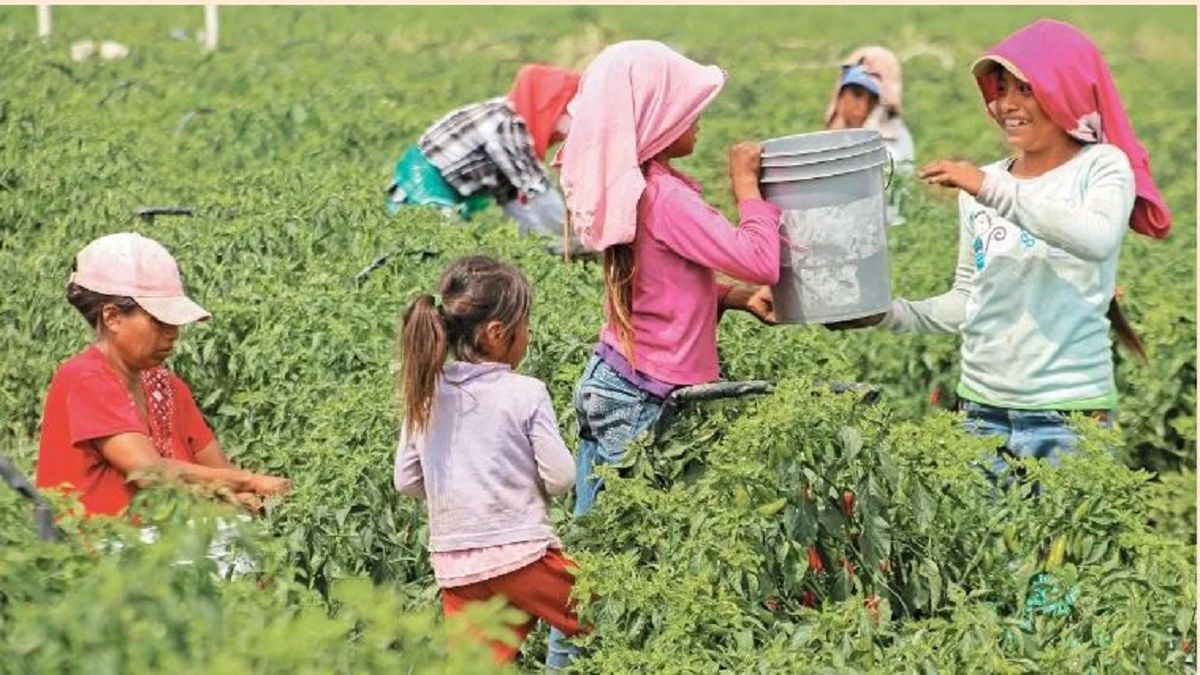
[574,358,662,464]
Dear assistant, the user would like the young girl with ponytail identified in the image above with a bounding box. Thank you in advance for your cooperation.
[392,255,583,664]
[837,19,1171,477]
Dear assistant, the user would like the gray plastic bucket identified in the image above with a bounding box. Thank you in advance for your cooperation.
[759,131,891,325]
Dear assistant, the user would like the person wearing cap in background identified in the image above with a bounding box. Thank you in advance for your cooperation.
[825,47,915,174]
[826,47,915,225]
[386,64,588,255]
[36,233,290,518]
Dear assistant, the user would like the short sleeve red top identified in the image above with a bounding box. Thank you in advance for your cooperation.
[35,345,216,516]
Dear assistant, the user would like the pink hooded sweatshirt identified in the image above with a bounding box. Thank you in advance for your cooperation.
[972,19,1171,239]
[557,41,781,386]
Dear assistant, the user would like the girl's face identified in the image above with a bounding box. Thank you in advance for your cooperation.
[502,317,530,368]
[102,304,180,372]
[834,85,877,128]
[659,120,699,160]
[994,68,1071,154]
[480,315,530,369]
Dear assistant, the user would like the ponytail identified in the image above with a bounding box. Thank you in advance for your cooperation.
[397,255,532,436]
[399,294,448,435]
[1107,296,1147,365]
[603,244,637,366]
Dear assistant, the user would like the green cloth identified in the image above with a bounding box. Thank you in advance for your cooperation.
[386,145,489,219]
[957,382,1116,411]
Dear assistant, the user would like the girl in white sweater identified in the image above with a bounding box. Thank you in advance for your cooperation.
[839,19,1172,480]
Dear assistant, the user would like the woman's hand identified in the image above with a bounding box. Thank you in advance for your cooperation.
[729,142,763,201]
[723,285,776,325]
[217,487,265,514]
[233,491,265,514]
[245,473,291,497]
[918,160,985,197]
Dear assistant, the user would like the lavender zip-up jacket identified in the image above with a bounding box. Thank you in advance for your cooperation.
[394,361,575,552]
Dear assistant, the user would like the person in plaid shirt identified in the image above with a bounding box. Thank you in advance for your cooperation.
[387,65,585,253]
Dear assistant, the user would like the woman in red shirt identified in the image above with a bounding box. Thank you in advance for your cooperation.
[36,232,289,517]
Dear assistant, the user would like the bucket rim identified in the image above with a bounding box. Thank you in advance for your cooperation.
[761,129,883,158]
[760,154,887,184]
[762,137,883,160]
[761,144,888,170]
[762,140,883,166]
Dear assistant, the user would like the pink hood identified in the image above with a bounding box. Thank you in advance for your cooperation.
[972,19,1171,239]
[555,40,725,251]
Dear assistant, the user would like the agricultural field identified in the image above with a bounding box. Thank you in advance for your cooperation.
[0,5,1195,672]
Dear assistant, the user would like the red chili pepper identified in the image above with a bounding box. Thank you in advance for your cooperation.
[865,594,881,620]
[841,491,854,516]
[929,386,942,406]
[807,545,824,573]
[801,590,818,608]
[840,557,857,577]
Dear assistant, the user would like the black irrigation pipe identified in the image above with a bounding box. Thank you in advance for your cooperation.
[97,80,163,108]
[653,379,880,435]
[136,206,195,227]
[0,452,64,543]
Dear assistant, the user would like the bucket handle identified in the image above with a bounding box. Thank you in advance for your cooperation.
[883,151,895,191]
[780,234,809,255]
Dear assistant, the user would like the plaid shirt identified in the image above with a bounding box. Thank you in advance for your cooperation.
[417,98,550,204]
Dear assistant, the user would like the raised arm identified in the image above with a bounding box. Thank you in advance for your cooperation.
[649,144,782,286]
[975,147,1133,262]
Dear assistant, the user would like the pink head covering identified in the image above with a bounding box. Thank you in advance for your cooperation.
[506,64,581,160]
[556,40,725,251]
[825,46,904,128]
[971,19,1171,239]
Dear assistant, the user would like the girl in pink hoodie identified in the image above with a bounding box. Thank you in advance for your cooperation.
[556,40,783,517]
[544,39,784,667]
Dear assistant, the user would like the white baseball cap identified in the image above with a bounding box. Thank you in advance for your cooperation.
[70,232,211,326]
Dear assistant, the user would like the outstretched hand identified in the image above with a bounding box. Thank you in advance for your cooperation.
[918,159,985,197]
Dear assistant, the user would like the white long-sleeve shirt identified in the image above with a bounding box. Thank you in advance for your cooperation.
[880,143,1134,409]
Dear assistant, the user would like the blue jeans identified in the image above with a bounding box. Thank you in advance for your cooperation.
[960,400,1114,481]
[570,354,668,517]
[546,355,667,670]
